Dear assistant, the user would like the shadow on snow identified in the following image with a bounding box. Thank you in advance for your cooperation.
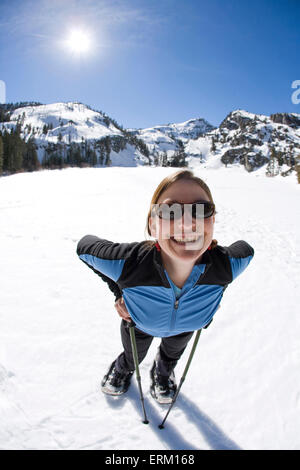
[105,382,241,450]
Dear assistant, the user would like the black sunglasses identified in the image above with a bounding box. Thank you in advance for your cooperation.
[152,201,215,220]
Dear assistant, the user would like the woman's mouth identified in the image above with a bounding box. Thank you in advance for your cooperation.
[170,235,203,246]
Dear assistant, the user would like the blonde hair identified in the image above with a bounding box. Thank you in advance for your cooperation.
[143,169,218,249]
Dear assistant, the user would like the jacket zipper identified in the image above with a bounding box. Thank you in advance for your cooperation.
[170,298,179,331]
[157,260,206,332]
[156,264,179,331]
[168,269,205,332]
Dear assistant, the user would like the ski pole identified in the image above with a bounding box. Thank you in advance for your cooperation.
[158,329,202,429]
[129,321,149,424]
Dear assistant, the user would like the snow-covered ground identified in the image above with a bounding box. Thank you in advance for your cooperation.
[0,164,299,450]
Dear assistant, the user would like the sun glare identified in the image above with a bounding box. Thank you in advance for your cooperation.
[66,29,91,55]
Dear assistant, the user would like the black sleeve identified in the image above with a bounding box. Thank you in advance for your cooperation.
[86,263,123,302]
[77,235,138,301]
[226,240,254,281]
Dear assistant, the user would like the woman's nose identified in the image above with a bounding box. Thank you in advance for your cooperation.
[174,210,203,234]
[174,210,193,232]
[183,210,193,228]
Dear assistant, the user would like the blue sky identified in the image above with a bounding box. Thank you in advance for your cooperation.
[0,0,299,129]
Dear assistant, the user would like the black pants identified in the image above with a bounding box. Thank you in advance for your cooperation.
[115,320,194,375]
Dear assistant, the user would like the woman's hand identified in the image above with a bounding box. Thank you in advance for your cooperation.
[114,296,131,322]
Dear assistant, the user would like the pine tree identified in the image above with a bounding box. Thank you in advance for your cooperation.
[73,143,82,167]
[2,130,10,171]
[42,148,49,168]
[295,157,300,184]
[2,128,24,173]
[102,137,111,166]
[96,140,105,165]
[266,147,279,177]
[0,107,10,122]
[211,136,216,152]
[161,151,168,167]
[152,149,159,166]
[169,140,187,167]
[23,137,39,172]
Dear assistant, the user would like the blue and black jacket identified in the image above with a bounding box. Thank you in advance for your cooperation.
[77,236,254,337]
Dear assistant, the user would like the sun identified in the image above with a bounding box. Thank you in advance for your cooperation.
[65,29,91,55]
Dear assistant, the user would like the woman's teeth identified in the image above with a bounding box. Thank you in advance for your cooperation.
[172,235,201,243]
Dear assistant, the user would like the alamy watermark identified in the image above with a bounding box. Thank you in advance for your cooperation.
[291,80,300,104]
[0,80,6,104]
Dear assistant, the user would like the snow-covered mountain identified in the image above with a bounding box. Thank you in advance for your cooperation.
[129,109,300,176]
[1,102,300,177]
[211,109,300,173]
[128,118,215,159]
[175,109,300,175]
[8,102,122,142]
[0,102,150,167]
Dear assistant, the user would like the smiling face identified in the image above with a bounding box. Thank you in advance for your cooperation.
[149,179,215,264]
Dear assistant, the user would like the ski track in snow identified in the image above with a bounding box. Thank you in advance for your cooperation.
[0,165,299,450]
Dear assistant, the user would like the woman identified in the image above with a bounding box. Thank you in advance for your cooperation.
[77,169,254,404]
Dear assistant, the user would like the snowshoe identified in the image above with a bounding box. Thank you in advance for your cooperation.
[101,360,133,396]
[150,360,177,404]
